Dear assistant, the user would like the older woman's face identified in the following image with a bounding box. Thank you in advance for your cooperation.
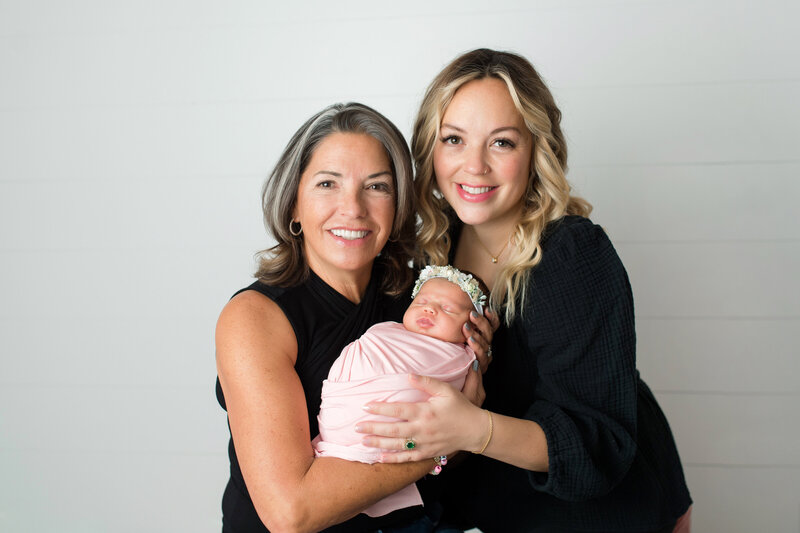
[433,77,532,231]
[293,132,396,280]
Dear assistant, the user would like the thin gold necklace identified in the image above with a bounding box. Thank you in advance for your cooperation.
[472,227,510,264]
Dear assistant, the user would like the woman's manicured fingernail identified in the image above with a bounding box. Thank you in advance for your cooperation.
[464,322,472,331]
[471,311,479,319]
[472,360,480,372]
[362,404,374,412]
[469,336,476,344]
[354,425,363,433]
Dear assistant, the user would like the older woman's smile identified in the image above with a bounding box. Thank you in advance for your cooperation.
[329,228,371,241]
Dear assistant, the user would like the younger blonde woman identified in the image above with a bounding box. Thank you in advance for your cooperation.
[357,49,692,533]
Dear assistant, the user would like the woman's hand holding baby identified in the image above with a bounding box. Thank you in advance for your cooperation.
[357,370,488,461]
[356,304,498,461]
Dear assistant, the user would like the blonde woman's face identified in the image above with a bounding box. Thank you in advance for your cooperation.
[433,77,533,230]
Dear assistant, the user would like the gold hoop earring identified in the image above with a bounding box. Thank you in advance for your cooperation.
[289,220,303,237]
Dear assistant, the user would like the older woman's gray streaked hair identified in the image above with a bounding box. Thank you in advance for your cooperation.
[255,102,416,295]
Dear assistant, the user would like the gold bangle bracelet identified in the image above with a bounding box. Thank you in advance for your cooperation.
[473,410,493,454]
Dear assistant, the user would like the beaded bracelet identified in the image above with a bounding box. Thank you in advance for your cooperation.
[429,455,448,475]
[473,410,493,455]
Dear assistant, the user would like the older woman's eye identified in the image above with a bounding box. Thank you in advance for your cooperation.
[317,180,334,188]
[367,182,393,192]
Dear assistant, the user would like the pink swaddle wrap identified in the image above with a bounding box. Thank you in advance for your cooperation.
[313,321,475,517]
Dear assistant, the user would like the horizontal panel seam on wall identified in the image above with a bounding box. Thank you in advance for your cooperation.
[0,94,414,113]
[572,158,800,169]
[0,382,212,390]
[638,316,800,322]
[637,315,800,320]
[2,242,799,253]
[684,463,800,469]
[1,79,798,113]
[652,390,800,397]
[0,313,216,320]
[3,381,796,396]
[0,173,262,184]
[0,245,261,252]
[1,161,798,184]
[1,379,797,398]
[1,453,797,468]
[559,77,800,90]
[616,239,800,244]
[0,446,222,456]
[2,314,798,323]
[0,1,783,39]
[0,5,635,36]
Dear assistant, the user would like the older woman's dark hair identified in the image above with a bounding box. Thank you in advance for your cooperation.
[255,102,416,295]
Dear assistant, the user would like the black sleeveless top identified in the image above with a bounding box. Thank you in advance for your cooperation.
[216,262,422,532]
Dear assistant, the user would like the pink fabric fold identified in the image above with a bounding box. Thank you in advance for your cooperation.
[313,321,475,517]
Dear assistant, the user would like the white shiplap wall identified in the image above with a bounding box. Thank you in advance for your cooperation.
[1,1,797,531]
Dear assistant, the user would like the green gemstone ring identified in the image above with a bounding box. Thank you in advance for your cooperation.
[403,438,416,450]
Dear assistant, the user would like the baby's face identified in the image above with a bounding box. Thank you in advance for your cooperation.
[403,278,474,344]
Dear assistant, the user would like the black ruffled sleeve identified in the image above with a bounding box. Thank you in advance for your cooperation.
[519,217,638,501]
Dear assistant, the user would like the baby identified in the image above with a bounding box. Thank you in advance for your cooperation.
[313,265,487,518]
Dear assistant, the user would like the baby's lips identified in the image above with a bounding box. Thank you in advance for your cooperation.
[416,317,434,328]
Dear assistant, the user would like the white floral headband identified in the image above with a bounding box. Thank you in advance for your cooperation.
[412,265,487,314]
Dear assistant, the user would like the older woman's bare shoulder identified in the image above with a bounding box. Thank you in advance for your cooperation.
[216,289,298,365]
[220,288,288,323]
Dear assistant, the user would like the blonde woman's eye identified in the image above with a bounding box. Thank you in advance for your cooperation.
[440,135,462,145]
[493,138,515,148]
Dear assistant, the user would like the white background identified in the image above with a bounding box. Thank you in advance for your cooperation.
[1,1,798,531]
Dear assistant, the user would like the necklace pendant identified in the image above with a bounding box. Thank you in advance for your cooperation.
[491,257,498,263]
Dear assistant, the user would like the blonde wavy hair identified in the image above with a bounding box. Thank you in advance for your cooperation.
[412,48,592,324]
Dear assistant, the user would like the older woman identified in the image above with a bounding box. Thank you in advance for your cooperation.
[215,102,494,532]
[358,50,693,532]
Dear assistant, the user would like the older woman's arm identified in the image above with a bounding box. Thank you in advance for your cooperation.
[216,290,431,533]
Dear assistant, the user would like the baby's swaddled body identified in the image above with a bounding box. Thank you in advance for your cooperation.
[314,321,475,517]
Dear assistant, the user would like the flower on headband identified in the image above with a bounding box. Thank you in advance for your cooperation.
[412,265,488,314]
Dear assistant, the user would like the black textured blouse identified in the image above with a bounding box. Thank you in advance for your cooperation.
[434,216,692,532]
[216,262,421,532]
